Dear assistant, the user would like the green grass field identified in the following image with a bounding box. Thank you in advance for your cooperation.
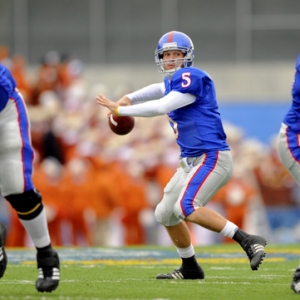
[1,243,299,300]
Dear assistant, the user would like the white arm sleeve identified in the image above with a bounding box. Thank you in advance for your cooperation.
[118,91,196,117]
[125,82,165,103]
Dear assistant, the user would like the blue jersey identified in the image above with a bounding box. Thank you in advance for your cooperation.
[164,67,229,157]
[0,64,16,111]
[283,54,300,132]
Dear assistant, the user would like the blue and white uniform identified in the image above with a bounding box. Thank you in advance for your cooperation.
[0,63,34,196]
[165,67,229,157]
[118,65,233,224]
[0,65,60,288]
[277,54,300,186]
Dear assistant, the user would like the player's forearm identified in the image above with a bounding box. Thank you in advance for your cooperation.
[125,82,165,104]
[117,100,164,117]
[117,91,196,117]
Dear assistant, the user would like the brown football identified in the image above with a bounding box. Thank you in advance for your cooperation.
[108,114,135,135]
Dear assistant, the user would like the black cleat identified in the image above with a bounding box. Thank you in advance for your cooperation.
[156,265,205,280]
[240,235,267,270]
[0,221,7,278]
[291,266,300,294]
[35,249,60,293]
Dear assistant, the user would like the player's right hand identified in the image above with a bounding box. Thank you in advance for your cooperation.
[96,94,118,114]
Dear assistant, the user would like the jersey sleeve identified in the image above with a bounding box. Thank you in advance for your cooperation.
[0,64,16,97]
[0,64,16,111]
[292,54,300,106]
[295,53,300,72]
[125,82,165,103]
[117,91,196,117]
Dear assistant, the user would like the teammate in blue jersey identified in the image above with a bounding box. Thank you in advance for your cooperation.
[277,54,300,294]
[97,31,267,279]
[0,63,60,292]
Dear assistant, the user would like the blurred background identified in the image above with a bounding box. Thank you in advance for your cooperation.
[0,0,300,247]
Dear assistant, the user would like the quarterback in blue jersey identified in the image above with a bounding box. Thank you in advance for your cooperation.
[0,63,60,292]
[277,54,300,294]
[97,31,267,279]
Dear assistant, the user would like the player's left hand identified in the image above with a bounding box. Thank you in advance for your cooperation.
[117,96,131,106]
[96,94,118,114]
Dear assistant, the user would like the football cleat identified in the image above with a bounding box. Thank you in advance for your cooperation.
[291,266,300,294]
[156,265,205,280]
[0,221,7,278]
[35,249,60,293]
[240,235,267,270]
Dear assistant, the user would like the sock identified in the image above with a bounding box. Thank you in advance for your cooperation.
[220,221,238,238]
[176,245,198,268]
[182,255,199,268]
[233,229,250,244]
[19,208,51,248]
[176,244,195,258]
[36,244,52,256]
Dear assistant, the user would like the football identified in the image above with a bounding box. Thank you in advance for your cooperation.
[108,114,135,135]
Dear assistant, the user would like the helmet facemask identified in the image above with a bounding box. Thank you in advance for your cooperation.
[155,50,193,76]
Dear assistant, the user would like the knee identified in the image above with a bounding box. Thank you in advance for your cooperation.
[173,201,185,220]
[154,201,181,227]
[5,189,44,220]
[154,203,164,224]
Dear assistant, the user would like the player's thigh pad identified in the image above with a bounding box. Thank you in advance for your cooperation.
[0,100,34,196]
[0,159,31,196]
[277,124,294,169]
[277,124,300,185]
[173,151,233,220]
[154,167,187,226]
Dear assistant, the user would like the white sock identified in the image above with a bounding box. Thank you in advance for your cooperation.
[176,244,195,258]
[20,208,51,248]
[220,221,238,238]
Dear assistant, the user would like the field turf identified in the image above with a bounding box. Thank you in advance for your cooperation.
[0,243,299,300]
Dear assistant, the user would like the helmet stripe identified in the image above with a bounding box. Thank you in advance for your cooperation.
[168,32,174,43]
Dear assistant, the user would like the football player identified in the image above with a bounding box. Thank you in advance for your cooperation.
[277,53,300,294]
[97,31,267,279]
[0,63,60,292]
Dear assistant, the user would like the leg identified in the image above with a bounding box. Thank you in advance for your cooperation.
[0,221,7,278]
[0,93,60,292]
[164,221,191,248]
[6,190,60,292]
[157,221,205,280]
[186,206,227,232]
[186,206,267,270]
[155,169,204,280]
[174,151,267,271]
